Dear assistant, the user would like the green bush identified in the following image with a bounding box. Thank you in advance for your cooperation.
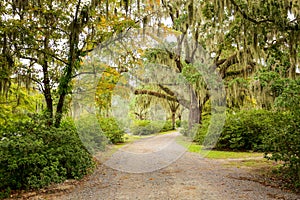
[130,120,173,135]
[130,120,160,135]
[263,113,300,189]
[180,115,222,146]
[161,120,173,132]
[216,109,275,151]
[184,110,277,151]
[75,115,107,154]
[193,117,210,144]
[179,121,189,136]
[263,79,300,189]
[98,117,124,144]
[0,114,94,197]
[175,120,182,128]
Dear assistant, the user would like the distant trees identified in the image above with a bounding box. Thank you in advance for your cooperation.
[131,0,300,118]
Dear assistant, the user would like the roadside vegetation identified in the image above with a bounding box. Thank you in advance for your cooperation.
[1,0,300,198]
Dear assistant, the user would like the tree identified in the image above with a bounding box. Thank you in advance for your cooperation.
[95,65,121,117]
[126,0,225,128]
[0,0,137,127]
[207,0,300,108]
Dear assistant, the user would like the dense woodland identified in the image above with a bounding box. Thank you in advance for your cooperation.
[0,0,300,197]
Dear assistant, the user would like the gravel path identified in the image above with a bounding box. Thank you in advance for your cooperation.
[103,132,186,173]
[30,132,300,200]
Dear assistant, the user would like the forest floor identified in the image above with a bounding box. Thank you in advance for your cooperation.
[9,132,300,200]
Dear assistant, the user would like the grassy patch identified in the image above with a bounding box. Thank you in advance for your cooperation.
[176,135,282,175]
[223,159,279,168]
[176,135,291,191]
[176,135,263,159]
[200,150,263,159]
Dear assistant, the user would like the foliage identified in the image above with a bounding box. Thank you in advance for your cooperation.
[0,114,94,197]
[95,66,121,117]
[161,120,174,132]
[0,0,137,127]
[0,85,44,127]
[180,114,224,148]
[175,119,182,128]
[263,79,300,189]
[263,113,300,189]
[216,109,277,151]
[98,117,125,144]
[75,115,107,154]
[184,110,277,151]
[192,116,211,144]
[130,120,173,135]
[179,120,191,136]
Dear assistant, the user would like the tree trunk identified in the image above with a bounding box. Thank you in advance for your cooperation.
[188,105,200,127]
[55,63,74,127]
[42,32,53,125]
[54,57,76,127]
[188,86,201,130]
[178,113,182,127]
[54,1,81,127]
[43,65,53,122]
[171,111,176,130]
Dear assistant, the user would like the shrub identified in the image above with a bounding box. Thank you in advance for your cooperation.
[180,114,224,148]
[98,117,124,144]
[185,110,278,151]
[179,121,189,136]
[263,79,300,189]
[161,120,173,132]
[263,113,300,189]
[130,120,159,135]
[0,114,94,197]
[193,118,210,144]
[130,120,173,135]
[215,109,276,151]
[175,120,182,128]
[75,115,107,154]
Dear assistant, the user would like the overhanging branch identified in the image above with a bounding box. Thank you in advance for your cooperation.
[229,0,275,24]
[134,89,190,109]
[134,89,178,102]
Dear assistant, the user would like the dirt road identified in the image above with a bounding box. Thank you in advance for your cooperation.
[34,132,300,200]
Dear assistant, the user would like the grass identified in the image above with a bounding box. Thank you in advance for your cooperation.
[223,159,279,168]
[199,149,263,159]
[176,135,263,159]
[175,135,283,176]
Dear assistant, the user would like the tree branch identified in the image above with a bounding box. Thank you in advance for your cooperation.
[158,84,175,96]
[224,62,256,78]
[134,89,177,102]
[134,89,190,109]
[229,0,275,24]
[21,48,68,65]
